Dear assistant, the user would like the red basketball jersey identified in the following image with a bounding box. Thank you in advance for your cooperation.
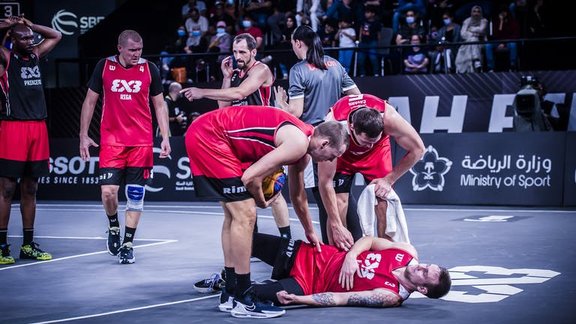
[330,94,393,180]
[290,243,415,299]
[191,105,313,163]
[100,57,153,146]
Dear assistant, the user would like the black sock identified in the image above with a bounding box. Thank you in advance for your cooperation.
[235,273,251,299]
[0,228,7,245]
[278,226,291,239]
[123,226,136,244]
[23,228,33,245]
[224,266,236,292]
[253,219,259,234]
[107,213,120,228]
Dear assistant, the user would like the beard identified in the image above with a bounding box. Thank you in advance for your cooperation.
[238,57,252,70]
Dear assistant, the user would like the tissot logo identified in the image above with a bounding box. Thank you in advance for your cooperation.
[409,145,452,191]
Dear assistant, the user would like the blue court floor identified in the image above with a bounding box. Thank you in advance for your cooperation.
[1,201,575,323]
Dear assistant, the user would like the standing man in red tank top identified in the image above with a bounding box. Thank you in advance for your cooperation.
[79,30,171,264]
[0,16,62,264]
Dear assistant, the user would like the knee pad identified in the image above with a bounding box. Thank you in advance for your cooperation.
[125,184,145,212]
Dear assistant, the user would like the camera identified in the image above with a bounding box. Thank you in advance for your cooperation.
[520,75,539,88]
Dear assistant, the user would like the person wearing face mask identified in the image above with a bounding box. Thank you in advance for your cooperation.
[159,26,189,83]
[207,21,233,79]
[185,8,209,50]
[395,10,425,46]
[237,16,263,51]
[392,0,427,35]
[430,10,461,73]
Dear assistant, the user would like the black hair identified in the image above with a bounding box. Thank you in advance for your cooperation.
[291,25,327,70]
[425,266,451,299]
[234,33,257,51]
[351,108,384,138]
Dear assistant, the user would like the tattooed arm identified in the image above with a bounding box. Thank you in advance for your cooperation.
[276,289,402,308]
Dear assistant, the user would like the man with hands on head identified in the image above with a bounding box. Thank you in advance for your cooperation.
[0,15,61,264]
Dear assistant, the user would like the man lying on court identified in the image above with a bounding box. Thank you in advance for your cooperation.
[249,233,451,307]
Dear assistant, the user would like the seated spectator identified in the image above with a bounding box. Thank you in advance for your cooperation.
[484,5,520,72]
[395,9,426,46]
[242,0,274,32]
[427,0,455,30]
[182,0,207,20]
[159,26,189,83]
[238,15,263,52]
[455,5,487,73]
[403,34,429,74]
[208,1,236,36]
[207,21,233,80]
[392,0,427,34]
[185,8,209,51]
[429,10,461,73]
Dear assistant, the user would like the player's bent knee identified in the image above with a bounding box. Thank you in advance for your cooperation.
[125,184,145,211]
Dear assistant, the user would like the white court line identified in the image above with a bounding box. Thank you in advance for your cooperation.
[29,294,219,324]
[7,235,171,241]
[0,240,177,271]
[28,203,576,214]
[11,207,322,224]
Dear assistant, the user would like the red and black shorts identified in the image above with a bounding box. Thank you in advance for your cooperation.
[185,124,252,202]
[0,120,49,178]
[98,145,153,186]
[334,143,393,193]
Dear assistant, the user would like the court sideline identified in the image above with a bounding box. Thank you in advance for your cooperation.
[1,202,574,323]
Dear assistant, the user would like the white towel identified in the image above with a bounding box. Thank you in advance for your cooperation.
[357,184,410,243]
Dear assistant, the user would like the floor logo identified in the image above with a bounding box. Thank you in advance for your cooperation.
[409,145,452,191]
[412,265,560,303]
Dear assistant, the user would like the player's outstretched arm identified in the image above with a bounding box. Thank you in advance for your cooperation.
[276,289,402,308]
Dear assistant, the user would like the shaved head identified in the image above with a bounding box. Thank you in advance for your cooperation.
[118,30,142,46]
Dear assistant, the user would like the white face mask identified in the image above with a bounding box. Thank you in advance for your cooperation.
[406,16,415,24]
[242,20,251,28]
[443,18,452,26]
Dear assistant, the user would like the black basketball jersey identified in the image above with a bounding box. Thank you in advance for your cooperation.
[0,52,47,120]
[229,61,273,106]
